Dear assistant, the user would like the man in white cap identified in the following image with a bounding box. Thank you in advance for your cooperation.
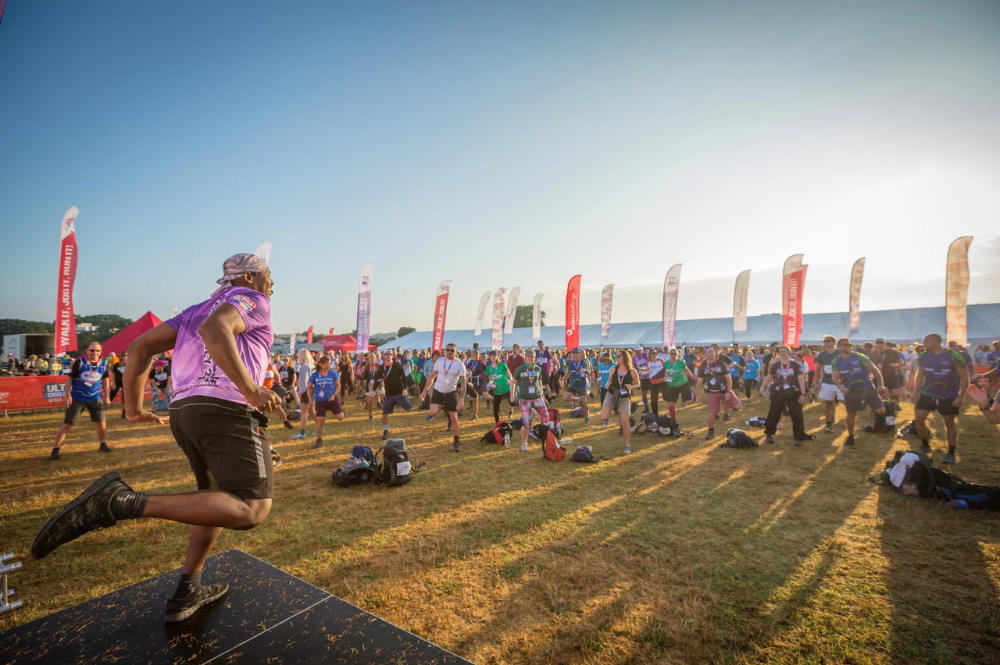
[32,253,281,623]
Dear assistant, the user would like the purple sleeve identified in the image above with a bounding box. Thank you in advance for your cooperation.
[225,290,269,333]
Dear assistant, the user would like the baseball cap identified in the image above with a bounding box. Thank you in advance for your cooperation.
[572,347,581,353]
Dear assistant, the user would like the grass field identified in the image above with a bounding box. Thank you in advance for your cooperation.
[1,393,999,664]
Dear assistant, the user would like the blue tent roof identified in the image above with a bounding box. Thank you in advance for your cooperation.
[390,303,1000,350]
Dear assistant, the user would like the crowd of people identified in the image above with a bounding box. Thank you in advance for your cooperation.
[24,253,1000,626]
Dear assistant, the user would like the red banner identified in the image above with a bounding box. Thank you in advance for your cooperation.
[782,254,807,347]
[0,376,151,412]
[565,275,581,350]
[306,326,313,344]
[55,207,80,355]
[432,280,451,353]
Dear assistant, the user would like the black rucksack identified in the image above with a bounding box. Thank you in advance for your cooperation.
[720,429,758,449]
[481,421,512,445]
[866,400,899,433]
[642,413,659,433]
[375,439,412,487]
[571,446,598,463]
[656,415,681,436]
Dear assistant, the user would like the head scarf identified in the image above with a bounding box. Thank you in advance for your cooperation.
[214,253,268,294]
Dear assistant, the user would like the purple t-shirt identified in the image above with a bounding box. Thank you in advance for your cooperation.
[167,286,274,406]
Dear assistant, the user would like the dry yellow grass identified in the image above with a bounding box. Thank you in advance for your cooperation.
[1,394,999,664]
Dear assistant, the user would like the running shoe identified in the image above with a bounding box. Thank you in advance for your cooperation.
[368,415,373,422]
[99,443,112,453]
[290,433,306,440]
[765,435,774,444]
[50,448,61,461]
[426,414,434,421]
[723,414,730,421]
[283,421,293,430]
[844,435,856,447]
[381,430,388,440]
[31,472,131,559]
[453,442,461,453]
[942,453,957,464]
[520,442,528,452]
[584,416,590,424]
[624,445,631,454]
[164,582,229,623]
[313,439,323,449]
[705,429,714,440]
[823,424,834,433]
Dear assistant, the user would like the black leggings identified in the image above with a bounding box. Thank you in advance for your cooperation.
[649,383,669,416]
[764,391,807,439]
[340,375,354,397]
[744,379,757,399]
[491,390,511,422]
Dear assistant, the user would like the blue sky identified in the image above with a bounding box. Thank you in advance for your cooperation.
[1,0,999,335]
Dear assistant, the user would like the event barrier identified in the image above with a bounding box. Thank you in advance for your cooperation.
[0,376,151,413]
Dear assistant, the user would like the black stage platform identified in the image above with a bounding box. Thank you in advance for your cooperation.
[0,549,472,664]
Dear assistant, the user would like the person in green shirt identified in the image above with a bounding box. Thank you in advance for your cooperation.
[659,347,698,419]
[485,349,513,423]
[812,335,845,433]
[511,348,550,451]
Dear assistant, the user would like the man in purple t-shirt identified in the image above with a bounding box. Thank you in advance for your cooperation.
[32,254,280,623]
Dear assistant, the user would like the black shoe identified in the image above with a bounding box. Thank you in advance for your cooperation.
[50,448,61,461]
[31,471,131,559]
[313,439,323,449]
[844,435,856,447]
[453,442,461,453]
[942,453,956,465]
[164,582,229,623]
[381,430,388,440]
[723,414,730,421]
[99,443,112,453]
[706,429,714,440]
[765,435,774,444]
[920,443,932,454]
[283,421,293,430]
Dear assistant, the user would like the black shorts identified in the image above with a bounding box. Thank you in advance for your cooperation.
[169,396,273,501]
[884,372,904,391]
[298,391,309,404]
[431,389,460,412]
[844,387,884,414]
[64,399,106,425]
[664,384,694,403]
[640,378,651,391]
[915,394,961,416]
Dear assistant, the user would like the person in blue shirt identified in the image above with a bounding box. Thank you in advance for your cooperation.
[596,351,615,404]
[913,333,969,464]
[308,355,342,449]
[562,348,593,423]
[831,338,887,447]
[50,342,112,460]
[742,350,762,401]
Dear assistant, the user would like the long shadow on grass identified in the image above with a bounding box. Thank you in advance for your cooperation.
[878,483,1000,664]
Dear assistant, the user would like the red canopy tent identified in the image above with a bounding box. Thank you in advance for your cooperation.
[100,312,164,356]
[320,334,376,352]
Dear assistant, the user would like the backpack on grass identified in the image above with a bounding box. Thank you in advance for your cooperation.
[656,415,681,436]
[375,439,412,487]
[642,413,659,433]
[720,429,758,449]
[571,446,598,463]
[548,408,563,435]
[332,445,377,487]
[481,421,513,445]
[537,424,566,461]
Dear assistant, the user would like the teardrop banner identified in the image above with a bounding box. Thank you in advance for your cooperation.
[532,293,543,340]
[474,291,491,336]
[432,280,452,353]
[945,237,973,346]
[253,241,273,265]
[492,288,507,351]
[356,263,374,353]
[662,265,681,349]
[504,287,521,335]
[565,275,581,351]
[55,206,80,355]
[782,254,808,347]
[600,284,614,343]
[290,327,297,356]
[733,270,750,334]
[848,258,865,335]
[307,326,313,344]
